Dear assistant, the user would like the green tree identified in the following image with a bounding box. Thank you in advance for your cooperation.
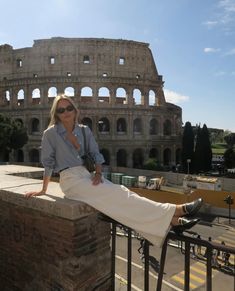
[181,121,194,173]
[0,114,28,161]
[224,148,235,169]
[201,124,212,172]
[194,125,203,173]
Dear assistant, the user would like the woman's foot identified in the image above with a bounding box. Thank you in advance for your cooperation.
[183,198,203,217]
[172,217,200,234]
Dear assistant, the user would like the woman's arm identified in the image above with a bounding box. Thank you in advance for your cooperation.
[25,175,51,198]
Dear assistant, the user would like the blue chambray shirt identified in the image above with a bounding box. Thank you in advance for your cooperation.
[41,123,105,177]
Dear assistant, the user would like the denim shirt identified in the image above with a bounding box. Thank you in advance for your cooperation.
[41,123,105,177]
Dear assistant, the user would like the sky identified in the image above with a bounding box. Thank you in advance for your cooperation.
[0,0,235,132]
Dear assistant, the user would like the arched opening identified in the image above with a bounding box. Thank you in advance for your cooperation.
[149,118,158,135]
[163,148,171,166]
[98,87,110,103]
[81,117,93,131]
[32,88,41,105]
[17,89,24,106]
[64,87,75,97]
[163,119,172,135]
[116,118,126,133]
[98,117,110,133]
[100,149,110,165]
[29,149,40,163]
[133,89,142,105]
[132,148,144,169]
[117,149,127,167]
[116,87,127,104]
[133,118,142,134]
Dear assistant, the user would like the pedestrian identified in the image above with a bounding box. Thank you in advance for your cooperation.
[25,94,203,247]
[196,235,202,256]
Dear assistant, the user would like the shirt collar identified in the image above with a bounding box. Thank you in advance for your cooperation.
[56,122,81,135]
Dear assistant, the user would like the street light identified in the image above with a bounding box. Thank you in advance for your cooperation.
[186,159,191,175]
[224,195,234,224]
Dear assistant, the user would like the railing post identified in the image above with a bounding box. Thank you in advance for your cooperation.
[144,240,150,291]
[156,234,169,291]
[206,246,212,291]
[127,228,132,291]
[184,241,190,291]
[111,222,117,291]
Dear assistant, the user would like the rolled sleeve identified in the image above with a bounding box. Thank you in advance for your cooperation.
[41,130,56,177]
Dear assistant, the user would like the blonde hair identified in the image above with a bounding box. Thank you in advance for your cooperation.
[48,94,79,127]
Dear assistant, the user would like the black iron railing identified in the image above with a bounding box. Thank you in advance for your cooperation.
[99,214,235,291]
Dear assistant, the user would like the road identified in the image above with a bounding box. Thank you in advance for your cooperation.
[115,215,235,291]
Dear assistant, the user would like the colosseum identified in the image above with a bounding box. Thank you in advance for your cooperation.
[0,37,182,169]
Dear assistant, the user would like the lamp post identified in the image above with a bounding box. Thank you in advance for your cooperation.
[186,159,191,175]
[224,195,234,224]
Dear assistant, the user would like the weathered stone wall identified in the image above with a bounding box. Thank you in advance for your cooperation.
[0,165,111,291]
[0,37,182,168]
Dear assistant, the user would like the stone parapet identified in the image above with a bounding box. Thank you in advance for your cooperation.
[0,165,111,291]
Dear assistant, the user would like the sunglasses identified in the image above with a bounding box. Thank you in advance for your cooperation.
[56,105,74,114]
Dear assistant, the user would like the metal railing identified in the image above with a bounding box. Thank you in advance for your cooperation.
[99,214,235,291]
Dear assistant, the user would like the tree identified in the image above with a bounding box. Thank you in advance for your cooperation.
[194,125,203,173]
[224,133,235,148]
[224,148,235,169]
[181,121,194,173]
[201,124,212,172]
[0,114,28,161]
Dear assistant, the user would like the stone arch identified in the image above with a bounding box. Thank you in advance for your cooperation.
[148,90,155,106]
[175,148,181,165]
[81,86,93,103]
[29,148,40,163]
[98,87,110,104]
[32,88,41,105]
[15,149,24,162]
[98,117,110,133]
[81,117,93,131]
[116,118,126,133]
[30,118,40,134]
[133,88,141,105]
[149,148,159,160]
[133,118,142,133]
[64,86,75,97]
[5,90,10,103]
[116,87,127,105]
[163,119,172,135]
[132,148,144,168]
[117,149,127,167]
[163,148,171,166]
[48,87,57,98]
[17,89,24,106]
[149,118,158,135]
[100,148,110,165]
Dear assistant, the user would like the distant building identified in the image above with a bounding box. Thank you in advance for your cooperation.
[0,37,182,168]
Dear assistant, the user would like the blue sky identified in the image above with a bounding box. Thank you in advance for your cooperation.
[1,0,235,132]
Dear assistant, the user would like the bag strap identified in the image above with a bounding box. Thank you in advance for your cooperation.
[81,126,88,153]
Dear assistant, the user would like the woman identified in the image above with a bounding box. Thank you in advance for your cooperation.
[25,94,203,247]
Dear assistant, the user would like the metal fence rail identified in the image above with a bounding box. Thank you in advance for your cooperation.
[99,214,235,291]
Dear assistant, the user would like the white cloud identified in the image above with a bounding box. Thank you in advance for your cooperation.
[204,47,220,53]
[164,89,189,104]
[224,48,235,55]
[214,71,226,76]
[203,20,218,28]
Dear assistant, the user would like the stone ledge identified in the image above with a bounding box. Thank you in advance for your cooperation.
[0,164,95,220]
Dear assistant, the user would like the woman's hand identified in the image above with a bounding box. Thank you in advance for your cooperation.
[24,190,46,198]
[92,172,103,186]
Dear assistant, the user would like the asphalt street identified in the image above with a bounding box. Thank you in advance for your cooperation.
[115,215,235,291]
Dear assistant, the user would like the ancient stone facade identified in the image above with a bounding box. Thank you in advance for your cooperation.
[0,37,182,168]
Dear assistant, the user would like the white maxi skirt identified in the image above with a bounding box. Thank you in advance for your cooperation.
[59,166,176,247]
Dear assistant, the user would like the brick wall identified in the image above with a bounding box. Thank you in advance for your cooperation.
[0,165,112,291]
